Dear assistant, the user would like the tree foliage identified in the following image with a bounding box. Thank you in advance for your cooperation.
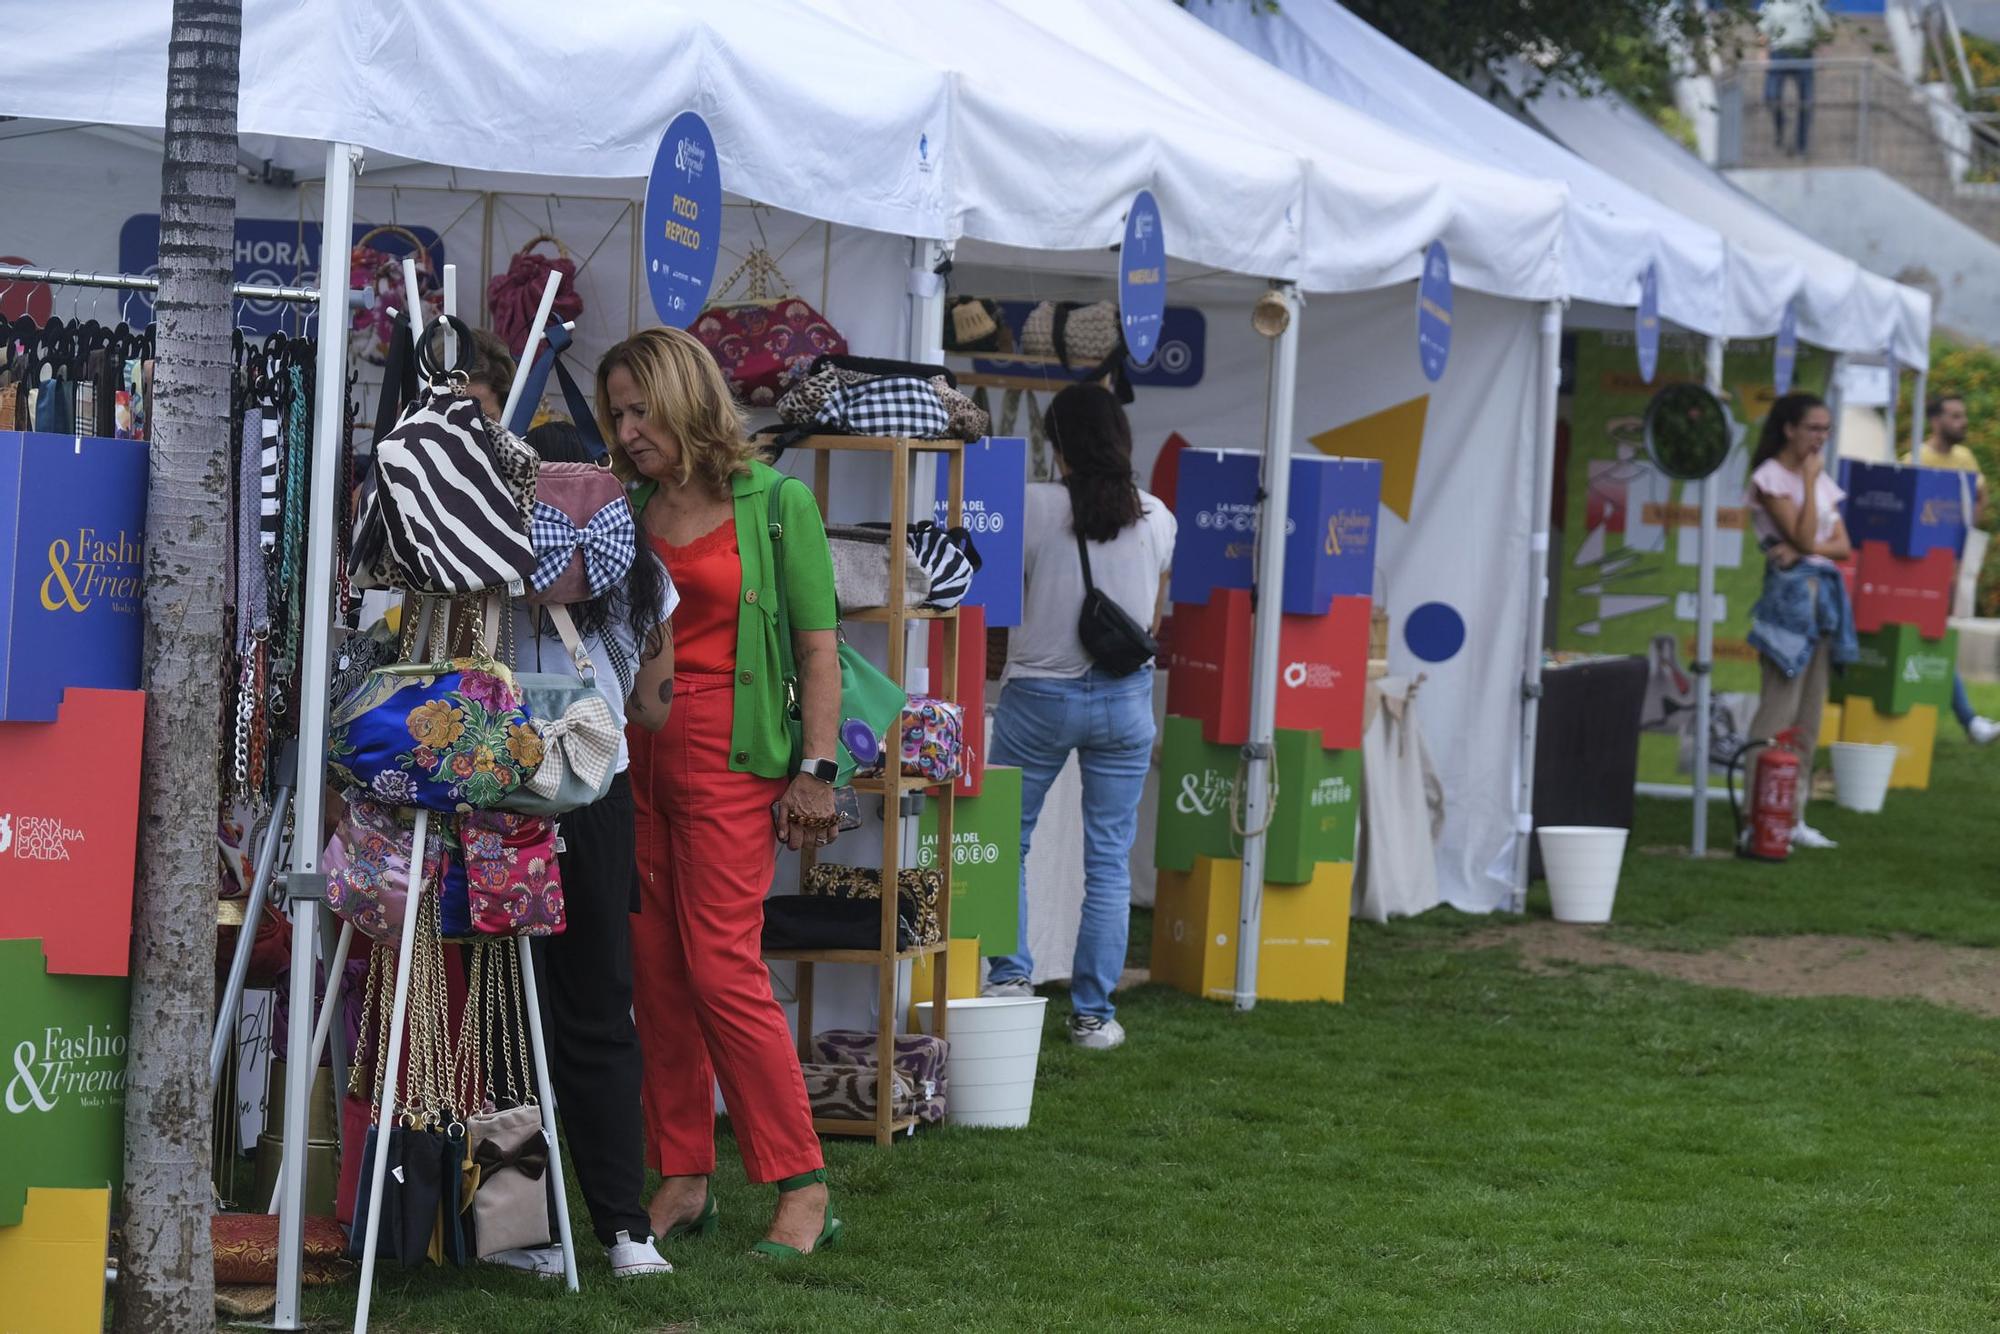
[1318,1,1760,115]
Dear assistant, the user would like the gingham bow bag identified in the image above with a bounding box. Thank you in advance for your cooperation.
[527,497,636,604]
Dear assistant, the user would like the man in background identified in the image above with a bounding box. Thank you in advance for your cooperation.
[1761,0,1830,156]
[1906,394,1998,745]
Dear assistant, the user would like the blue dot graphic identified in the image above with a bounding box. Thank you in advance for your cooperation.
[1404,602,1466,663]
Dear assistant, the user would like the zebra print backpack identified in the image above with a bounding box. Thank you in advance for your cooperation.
[350,314,539,595]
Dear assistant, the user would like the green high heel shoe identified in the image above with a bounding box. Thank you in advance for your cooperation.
[660,1183,719,1242]
[749,1169,842,1260]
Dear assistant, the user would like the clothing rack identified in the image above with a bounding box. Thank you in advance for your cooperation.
[0,261,324,305]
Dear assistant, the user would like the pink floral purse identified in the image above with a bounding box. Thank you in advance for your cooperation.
[324,794,450,943]
[459,811,566,937]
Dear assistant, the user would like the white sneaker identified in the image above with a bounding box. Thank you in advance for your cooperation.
[484,1244,564,1279]
[606,1230,672,1278]
[982,975,1034,999]
[1068,1014,1126,1050]
[1791,823,1838,850]
[1969,716,2000,746]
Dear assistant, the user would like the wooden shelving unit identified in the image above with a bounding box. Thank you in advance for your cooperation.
[766,434,963,1146]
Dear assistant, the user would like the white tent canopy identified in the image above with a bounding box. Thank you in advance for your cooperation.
[1194,0,1931,364]
[1190,0,1725,332]
[1519,81,1931,368]
[979,0,1568,301]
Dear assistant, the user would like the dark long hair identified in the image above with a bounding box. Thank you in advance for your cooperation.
[524,421,668,667]
[1753,392,1828,470]
[1045,383,1142,543]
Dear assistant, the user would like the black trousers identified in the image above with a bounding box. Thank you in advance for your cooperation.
[530,771,650,1245]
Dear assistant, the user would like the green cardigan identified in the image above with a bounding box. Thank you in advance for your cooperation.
[631,460,838,778]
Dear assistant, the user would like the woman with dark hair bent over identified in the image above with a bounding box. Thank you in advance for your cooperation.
[979,383,1175,1051]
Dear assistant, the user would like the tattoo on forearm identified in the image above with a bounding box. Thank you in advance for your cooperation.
[658,677,673,706]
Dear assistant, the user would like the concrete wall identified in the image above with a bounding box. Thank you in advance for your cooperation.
[1728,165,2000,343]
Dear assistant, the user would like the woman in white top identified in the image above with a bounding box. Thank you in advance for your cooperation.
[981,384,1175,1051]
[1744,392,1850,850]
[495,421,679,1277]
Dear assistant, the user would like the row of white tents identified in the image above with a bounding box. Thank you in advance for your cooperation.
[1,4,1933,1318]
[1,0,1929,925]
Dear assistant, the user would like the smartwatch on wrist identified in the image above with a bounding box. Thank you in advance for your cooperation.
[798,756,839,785]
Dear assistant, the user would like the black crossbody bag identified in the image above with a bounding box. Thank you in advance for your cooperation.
[1075,529,1158,677]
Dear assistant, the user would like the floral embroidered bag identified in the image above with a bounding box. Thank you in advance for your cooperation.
[324,794,450,944]
[328,657,544,812]
[459,811,565,936]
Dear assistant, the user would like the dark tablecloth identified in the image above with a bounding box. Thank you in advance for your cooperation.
[1530,656,1648,881]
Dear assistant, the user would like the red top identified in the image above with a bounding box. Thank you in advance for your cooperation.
[653,519,740,675]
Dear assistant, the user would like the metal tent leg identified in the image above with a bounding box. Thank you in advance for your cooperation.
[516,941,581,1291]
[352,815,431,1334]
[210,785,292,1087]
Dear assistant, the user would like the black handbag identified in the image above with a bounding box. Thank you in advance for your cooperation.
[762,895,916,953]
[1075,530,1158,677]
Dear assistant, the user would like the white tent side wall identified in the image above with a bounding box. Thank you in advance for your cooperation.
[1120,286,1542,916]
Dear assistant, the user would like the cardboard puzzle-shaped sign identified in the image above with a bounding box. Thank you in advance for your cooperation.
[0,938,130,1227]
[0,432,149,722]
[0,689,147,976]
[916,764,1020,955]
[1167,451,1383,614]
[1829,623,1957,716]
[1852,541,1955,639]
[1840,459,1971,561]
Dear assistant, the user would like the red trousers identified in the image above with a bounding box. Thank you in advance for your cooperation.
[628,671,822,1183]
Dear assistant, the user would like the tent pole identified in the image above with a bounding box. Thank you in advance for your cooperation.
[1910,367,1928,459]
[1512,300,1565,911]
[1825,354,1847,468]
[1692,336,1725,854]
[274,139,359,1331]
[1886,352,1901,451]
[902,238,950,873]
[1234,281,1300,1013]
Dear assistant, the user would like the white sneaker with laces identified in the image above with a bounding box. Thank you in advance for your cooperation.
[982,975,1033,999]
[1068,1014,1126,1050]
[1791,823,1838,850]
[484,1244,564,1279]
[1970,716,2000,746]
[606,1230,672,1278]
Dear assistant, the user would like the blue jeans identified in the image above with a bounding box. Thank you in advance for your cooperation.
[984,668,1156,1021]
[1954,672,1976,732]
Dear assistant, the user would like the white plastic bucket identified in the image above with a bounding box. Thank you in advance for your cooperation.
[1536,825,1629,924]
[914,996,1047,1129]
[1830,741,1897,814]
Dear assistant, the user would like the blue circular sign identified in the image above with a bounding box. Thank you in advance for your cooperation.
[1416,240,1453,383]
[1636,261,1661,384]
[1774,301,1799,395]
[1405,602,1467,664]
[643,111,722,328]
[1120,189,1167,366]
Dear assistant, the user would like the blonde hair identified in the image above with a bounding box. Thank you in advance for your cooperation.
[595,327,757,494]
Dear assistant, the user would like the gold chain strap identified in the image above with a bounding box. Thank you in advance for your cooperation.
[505,941,537,1108]
[455,941,488,1115]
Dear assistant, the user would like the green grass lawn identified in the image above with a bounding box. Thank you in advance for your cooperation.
[304,686,2000,1332]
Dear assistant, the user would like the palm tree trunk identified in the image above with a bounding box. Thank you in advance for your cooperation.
[118,2,240,1329]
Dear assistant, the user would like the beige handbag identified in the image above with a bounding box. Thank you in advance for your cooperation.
[827,524,932,611]
[462,940,553,1259]
[1020,300,1122,369]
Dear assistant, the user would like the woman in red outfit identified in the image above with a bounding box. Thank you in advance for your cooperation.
[598,327,845,1259]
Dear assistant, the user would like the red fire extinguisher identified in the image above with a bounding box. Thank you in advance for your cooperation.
[1727,728,1802,861]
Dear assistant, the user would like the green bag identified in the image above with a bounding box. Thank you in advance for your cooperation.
[768,479,907,785]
